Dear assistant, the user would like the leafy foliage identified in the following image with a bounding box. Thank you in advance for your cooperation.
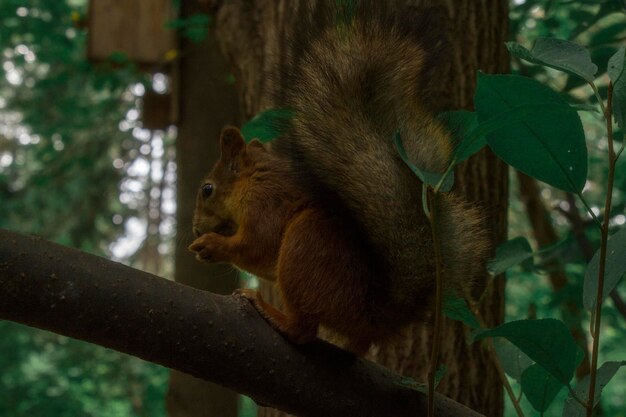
[0,0,138,250]
[0,321,167,417]
[443,2,626,416]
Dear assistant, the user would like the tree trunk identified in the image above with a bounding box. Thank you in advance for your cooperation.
[166,1,241,416]
[212,1,509,416]
[367,3,510,414]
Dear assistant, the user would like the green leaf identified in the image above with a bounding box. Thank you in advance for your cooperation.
[241,108,294,143]
[521,363,564,412]
[493,338,533,381]
[443,296,481,329]
[583,226,626,310]
[562,361,626,417]
[564,47,618,92]
[474,319,582,385]
[475,73,587,193]
[506,38,598,82]
[608,46,626,130]
[487,236,533,276]
[442,111,487,163]
[185,27,208,43]
[394,131,454,192]
[165,14,212,43]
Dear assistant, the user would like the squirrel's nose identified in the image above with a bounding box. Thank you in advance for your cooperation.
[192,227,202,237]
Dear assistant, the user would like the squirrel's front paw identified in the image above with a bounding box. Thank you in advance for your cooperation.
[233,288,265,310]
[234,288,282,327]
[188,233,228,262]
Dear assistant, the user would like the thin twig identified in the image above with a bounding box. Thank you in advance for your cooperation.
[587,81,616,417]
[487,338,526,417]
[468,300,526,417]
[427,190,444,417]
[590,82,608,116]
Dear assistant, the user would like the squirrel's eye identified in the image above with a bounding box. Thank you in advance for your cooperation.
[201,183,214,198]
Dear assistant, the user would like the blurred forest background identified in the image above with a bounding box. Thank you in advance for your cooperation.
[0,0,625,416]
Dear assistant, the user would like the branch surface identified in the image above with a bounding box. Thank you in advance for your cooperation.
[0,229,483,417]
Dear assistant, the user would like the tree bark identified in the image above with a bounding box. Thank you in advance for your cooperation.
[167,1,241,415]
[0,228,484,417]
[211,1,509,416]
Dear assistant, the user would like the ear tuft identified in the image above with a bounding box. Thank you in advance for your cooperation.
[220,126,246,161]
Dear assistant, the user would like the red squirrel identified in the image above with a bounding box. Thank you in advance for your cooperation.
[189,4,488,355]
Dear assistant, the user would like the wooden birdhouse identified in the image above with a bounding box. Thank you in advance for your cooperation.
[87,0,176,64]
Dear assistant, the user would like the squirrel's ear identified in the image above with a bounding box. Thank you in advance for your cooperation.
[220,126,246,162]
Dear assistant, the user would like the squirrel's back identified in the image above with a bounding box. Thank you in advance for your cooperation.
[274,4,488,311]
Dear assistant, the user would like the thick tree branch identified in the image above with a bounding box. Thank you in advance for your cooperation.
[0,228,482,417]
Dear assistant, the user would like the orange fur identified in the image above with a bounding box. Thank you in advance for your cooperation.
[189,8,489,355]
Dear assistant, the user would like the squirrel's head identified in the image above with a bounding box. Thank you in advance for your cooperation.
[192,126,267,238]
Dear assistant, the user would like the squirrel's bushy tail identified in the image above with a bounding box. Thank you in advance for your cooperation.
[275,3,489,311]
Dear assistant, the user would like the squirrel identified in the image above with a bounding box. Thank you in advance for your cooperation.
[189,3,489,355]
